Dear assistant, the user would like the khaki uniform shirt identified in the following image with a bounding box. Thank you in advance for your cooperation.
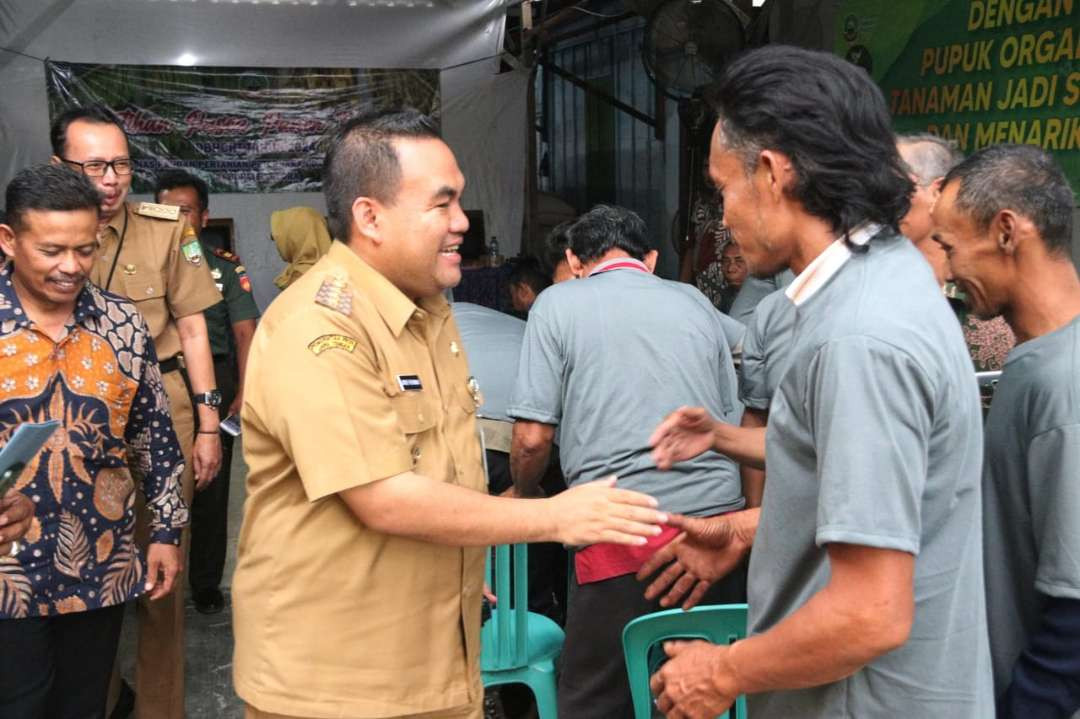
[90,202,221,361]
[233,241,486,718]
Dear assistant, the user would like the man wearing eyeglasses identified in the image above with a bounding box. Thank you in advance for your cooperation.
[49,105,222,719]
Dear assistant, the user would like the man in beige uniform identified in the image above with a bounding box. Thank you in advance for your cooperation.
[233,109,666,719]
[49,106,223,719]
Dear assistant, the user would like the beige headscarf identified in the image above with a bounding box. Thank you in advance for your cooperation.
[271,207,333,289]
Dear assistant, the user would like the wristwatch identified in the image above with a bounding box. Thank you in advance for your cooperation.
[192,390,223,409]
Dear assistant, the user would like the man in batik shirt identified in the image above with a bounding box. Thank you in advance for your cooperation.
[0,165,188,719]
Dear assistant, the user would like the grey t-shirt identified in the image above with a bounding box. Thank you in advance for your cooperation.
[982,314,1080,703]
[452,302,524,422]
[717,311,747,358]
[507,266,743,517]
[738,288,795,410]
[749,233,994,718]
[728,269,795,325]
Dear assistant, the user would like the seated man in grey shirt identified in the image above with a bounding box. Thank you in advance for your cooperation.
[932,144,1080,718]
[641,45,993,719]
[453,301,568,622]
[507,204,745,718]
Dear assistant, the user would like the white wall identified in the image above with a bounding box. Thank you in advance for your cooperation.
[0,0,525,311]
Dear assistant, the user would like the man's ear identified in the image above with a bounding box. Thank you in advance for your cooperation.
[0,224,16,258]
[49,155,63,167]
[199,209,210,229]
[351,196,382,244]
[643,249,659,273]
[758,149,795,201]
[928,176,945,202]
[565,248,585,278]
[995,210,1020,256]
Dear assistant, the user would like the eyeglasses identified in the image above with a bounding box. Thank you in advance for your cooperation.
[61,158,134,177]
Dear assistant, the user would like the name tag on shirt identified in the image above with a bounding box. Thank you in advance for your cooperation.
[397,374,423,392]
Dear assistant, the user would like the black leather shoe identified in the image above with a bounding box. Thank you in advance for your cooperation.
[110,679,134,719]
[193,587,225,615]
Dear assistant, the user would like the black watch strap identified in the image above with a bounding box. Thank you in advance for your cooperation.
[192,390,222,408]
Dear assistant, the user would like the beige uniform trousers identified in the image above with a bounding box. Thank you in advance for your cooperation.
[244,701,484,719]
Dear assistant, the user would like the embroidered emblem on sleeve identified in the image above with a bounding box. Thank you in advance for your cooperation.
[308,334,358,355]
[180,227,204,266]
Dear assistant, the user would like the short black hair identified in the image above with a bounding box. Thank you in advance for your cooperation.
[943,143,1075,255]
[50,105,127,157]
[566,204,652,263]
[540,220,573,278]
[322,108,441,242]
[4,164,101,231]
[154,169,209,212]
[708,45,913,236]
[508,256,551,295]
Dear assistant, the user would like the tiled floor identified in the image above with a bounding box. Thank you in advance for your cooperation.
[115,443,247,718]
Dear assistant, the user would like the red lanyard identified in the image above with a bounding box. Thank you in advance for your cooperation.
[588,258,650,277]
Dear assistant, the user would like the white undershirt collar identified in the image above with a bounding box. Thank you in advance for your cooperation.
[785,223,882,307]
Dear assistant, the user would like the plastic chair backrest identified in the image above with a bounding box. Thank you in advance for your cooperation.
[622,603,748,719]
[484,543,530,669]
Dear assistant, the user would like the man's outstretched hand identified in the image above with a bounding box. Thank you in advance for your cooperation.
[649,407,718,470]
[637,509,758,609]
[547,476,667,547]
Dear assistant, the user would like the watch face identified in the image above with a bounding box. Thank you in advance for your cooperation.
[196,391,223,407]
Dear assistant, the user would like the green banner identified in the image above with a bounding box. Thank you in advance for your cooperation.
[834,0,1079,190]
[46,62,440,194]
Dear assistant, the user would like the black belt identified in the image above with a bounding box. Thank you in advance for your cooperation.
[159,355,185,374]
[159,355,195,399]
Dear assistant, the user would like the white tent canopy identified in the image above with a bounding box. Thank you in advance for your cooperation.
[0,0,526,311]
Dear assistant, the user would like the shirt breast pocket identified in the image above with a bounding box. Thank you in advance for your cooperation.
[388,391,437,470]
[120,273,167,304]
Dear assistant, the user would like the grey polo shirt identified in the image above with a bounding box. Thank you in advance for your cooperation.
[982,314,1080,703]
[452,302,524,423]
[728,269,795,325]
[507,263,743,517]
[738,288,795,410]
[749,232,994,718]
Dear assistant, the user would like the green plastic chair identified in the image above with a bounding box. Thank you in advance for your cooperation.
[622,603,749,719]
[481,544,564,719]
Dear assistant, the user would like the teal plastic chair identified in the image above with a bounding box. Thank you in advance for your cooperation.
[622,603,749,719]
[481,544,564,718]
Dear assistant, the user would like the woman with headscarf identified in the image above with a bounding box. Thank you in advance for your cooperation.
[270,206,332,290]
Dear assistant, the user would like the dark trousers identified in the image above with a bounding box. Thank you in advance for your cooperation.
[189,356,237,592]
[0,603,125,719]
[557,558,747,718]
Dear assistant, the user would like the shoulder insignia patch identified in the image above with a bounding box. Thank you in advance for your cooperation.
[236,265,252,293]
[308,334,358,356]
[314,274,353,315]
[211,247,241,264]
[181,231,204,266]
[135,202,181,221]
